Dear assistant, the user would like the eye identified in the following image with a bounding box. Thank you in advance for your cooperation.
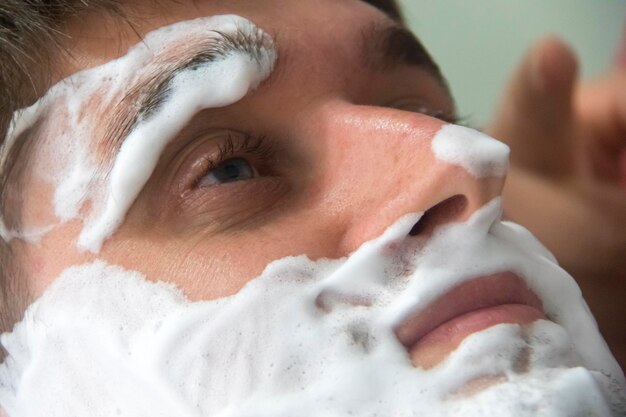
[197,157,256,187]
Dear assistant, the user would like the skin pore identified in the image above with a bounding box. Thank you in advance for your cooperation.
[15,0,505,369]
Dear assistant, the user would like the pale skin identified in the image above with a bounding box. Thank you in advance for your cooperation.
[9,0,626,370]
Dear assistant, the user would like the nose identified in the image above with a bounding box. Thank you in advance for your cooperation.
[310,102,509,254]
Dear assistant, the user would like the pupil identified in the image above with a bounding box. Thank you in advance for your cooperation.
[214,158,253,183]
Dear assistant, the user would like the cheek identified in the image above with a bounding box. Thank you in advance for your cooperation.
[96,231,272,301]
[97,209,346,302]
[17,220,97,299]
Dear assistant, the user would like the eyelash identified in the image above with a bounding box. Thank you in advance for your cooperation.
[446,114,471,127]
[387,99,462,126]
[425,109,458,124]
[423,109,474,129]
[196,133,276,183]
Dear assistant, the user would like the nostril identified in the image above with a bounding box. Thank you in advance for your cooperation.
[409,195,468,237]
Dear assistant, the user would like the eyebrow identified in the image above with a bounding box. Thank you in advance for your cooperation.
[360,22,450,97]
[101,28,272,159]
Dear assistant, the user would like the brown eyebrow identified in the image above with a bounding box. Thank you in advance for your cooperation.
[100,27,274,160]
[360,22,451,99]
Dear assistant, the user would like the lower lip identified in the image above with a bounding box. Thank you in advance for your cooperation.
[408,304,545,368]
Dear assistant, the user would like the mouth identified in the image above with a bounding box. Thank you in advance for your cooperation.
[394,272,545,368]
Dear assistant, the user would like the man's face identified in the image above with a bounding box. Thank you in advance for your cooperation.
[3,0,626,415]
[3,0,518,368]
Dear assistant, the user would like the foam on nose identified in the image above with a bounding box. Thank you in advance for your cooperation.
[431,124,510,178]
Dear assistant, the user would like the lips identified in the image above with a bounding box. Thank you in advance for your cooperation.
[394,272,545,368]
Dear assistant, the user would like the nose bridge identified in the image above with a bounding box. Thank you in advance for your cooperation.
[314,103,509,253]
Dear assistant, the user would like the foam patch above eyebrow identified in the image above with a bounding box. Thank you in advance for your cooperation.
[0,15,277,251]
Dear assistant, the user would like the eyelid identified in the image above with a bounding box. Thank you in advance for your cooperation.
[211,134,276,172]
[186,132,278,191]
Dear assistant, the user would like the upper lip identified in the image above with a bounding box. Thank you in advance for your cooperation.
[394,271,544,349]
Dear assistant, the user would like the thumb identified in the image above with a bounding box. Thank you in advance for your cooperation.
[487,37,578,178]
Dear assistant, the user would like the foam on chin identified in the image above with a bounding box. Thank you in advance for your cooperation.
[1,199,624,417]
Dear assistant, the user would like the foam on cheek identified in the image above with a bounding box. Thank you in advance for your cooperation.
[431,124,510,178]
[0,15,276,252]
[1,199,624,417]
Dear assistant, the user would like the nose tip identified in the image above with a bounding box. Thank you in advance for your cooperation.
[407,124,509,237]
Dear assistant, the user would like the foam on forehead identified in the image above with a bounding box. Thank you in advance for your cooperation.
[0,199,624,417]
[0,15,277,251]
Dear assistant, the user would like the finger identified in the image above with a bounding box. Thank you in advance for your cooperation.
[487,37,578,178]
[573,22,626,187]
[576,71,626,149]
[582,22,626,148]
[575,72,626,185]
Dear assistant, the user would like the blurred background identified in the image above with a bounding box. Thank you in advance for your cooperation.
[399,1,626,127]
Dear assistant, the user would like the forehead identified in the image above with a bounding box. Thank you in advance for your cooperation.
[58,0,388,81]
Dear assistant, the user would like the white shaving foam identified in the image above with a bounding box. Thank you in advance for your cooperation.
[1,199,624,416]
[431,124,510,178]
[0,15,276,252]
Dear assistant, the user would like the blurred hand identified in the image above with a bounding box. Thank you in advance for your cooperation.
[487,36,626,367]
